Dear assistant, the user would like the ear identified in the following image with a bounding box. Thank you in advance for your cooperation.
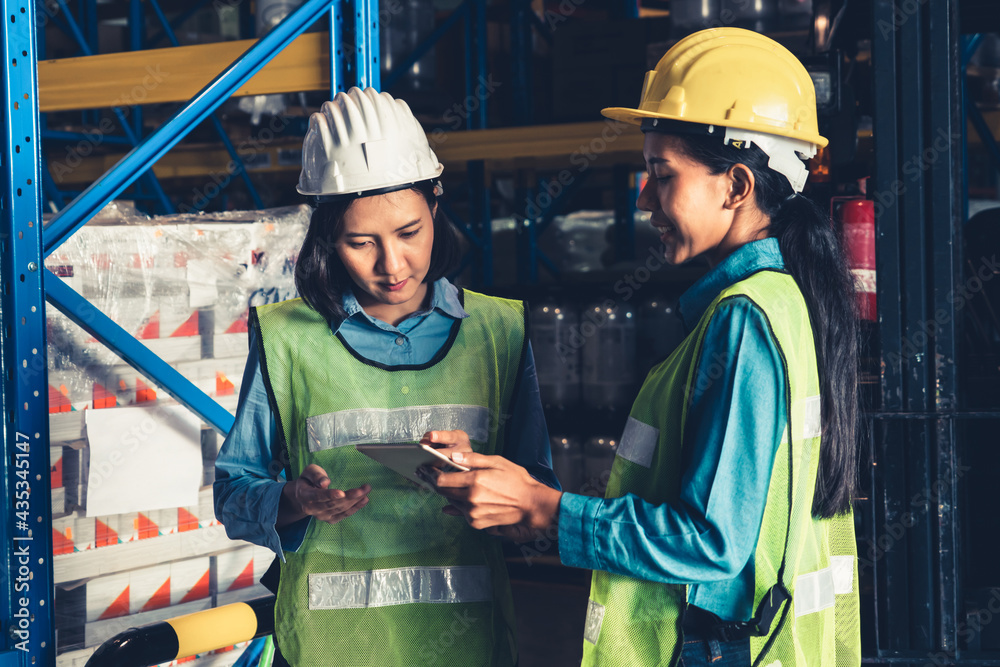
[724,163,756,210]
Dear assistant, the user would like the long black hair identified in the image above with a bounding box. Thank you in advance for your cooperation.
[294,180,463,323]
[673,133,859,519]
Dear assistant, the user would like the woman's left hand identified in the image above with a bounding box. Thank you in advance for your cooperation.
[431,451,562,541]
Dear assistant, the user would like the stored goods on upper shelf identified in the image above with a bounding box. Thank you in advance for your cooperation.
[530,302,581,411]
[581,300,637,412]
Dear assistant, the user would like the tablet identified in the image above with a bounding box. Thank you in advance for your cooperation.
[356,442,471,491]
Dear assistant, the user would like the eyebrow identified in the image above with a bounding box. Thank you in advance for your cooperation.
[342,219,421,238]
[646,157,671,165]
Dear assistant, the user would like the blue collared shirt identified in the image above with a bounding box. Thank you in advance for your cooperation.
[214,278,558,557]
[558,238,790,622]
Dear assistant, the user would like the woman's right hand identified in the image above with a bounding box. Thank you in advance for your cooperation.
[278,464,371,527]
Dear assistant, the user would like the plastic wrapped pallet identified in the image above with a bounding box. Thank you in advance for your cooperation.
[46,205,307,659]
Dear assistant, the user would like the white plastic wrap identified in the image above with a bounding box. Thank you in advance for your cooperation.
[44,205,309,412]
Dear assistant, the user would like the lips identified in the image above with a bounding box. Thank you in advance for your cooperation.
[385,279,409,292]
[653,222,676,239]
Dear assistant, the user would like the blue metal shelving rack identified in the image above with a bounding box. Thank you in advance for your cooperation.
[1,1,380,664]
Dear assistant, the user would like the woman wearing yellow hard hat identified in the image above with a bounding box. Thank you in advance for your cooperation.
[431,28,861,666]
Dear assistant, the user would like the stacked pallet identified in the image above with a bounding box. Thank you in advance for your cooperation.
[45,205,308,661]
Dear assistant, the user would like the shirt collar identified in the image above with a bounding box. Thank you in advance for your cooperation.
[331,278,469,334]
[678,238,786,331]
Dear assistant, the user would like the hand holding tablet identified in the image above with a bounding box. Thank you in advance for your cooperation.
[356,441,471,491]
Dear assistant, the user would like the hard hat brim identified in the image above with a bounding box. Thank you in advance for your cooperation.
[600,106,829,149]
[296,164,444,199]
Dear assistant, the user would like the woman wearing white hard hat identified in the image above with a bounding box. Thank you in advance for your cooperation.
[214,86,557,666]
[433,28,861,667]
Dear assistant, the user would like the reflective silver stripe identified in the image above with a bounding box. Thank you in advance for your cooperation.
[616,417,659,469]
[794,566,835,617]
[306,405,491,453]
[794,556,855,617]
[798,395,822,440]
[831,555,855,595]
[308,566,492,610]
[584,599,605,645]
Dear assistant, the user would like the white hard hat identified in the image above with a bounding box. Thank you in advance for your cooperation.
[297,87,444,200]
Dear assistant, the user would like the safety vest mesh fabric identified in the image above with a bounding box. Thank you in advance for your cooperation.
[254,291,524,667]
[581,270,860,667]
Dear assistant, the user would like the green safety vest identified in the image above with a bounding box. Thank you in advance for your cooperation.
[581,269,860,667]
[253,290,524,667]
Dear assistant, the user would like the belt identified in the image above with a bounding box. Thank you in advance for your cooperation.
[683,583,792,643]
[683,606,755,643]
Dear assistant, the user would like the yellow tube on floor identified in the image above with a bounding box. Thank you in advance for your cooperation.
[167,602,259,659]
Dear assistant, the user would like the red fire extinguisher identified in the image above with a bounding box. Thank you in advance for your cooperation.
[833,197,876,321]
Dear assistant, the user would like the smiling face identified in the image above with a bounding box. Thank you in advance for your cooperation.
[637,133,753,268]
[334,189,436,325]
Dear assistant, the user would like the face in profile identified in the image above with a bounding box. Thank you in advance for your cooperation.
[333,189,437,323]
[637,133,736,267]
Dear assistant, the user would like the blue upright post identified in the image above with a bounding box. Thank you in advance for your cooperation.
[355,0,380,90]
[1,0,56,664]
[510,0,532,125]
[329,4,345,96]
[474,0,487,130]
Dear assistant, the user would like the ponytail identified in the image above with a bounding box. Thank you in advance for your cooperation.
[771,194,859,518]
[671,134,859,518]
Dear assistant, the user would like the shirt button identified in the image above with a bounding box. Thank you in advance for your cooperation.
[401,386,410,394]
[395,336,405,346]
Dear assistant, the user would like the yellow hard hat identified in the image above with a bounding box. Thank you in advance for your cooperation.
[603,28,826,192]
[603,27,827,147]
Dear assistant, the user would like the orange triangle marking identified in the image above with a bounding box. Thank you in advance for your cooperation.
[216,372,235,396]
[95,518,118,547]
[140,577,171,612]
[170,311,199,337]
[178,508,199,532]
[49,384,71,413]
[179,569,210,604]
[135,513,159,539]
[52,528,74,555]
[136,379,156,404]
[224,311,249,334]
[137,311,160,339]
[92,382,116,410]
[228,559,255,591]
[98,585,130,620]
[50,451,63,487]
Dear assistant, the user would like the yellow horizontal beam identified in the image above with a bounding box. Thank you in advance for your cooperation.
[39,32,330,112]
[51,122,647,185]
[49,138,302,185]
[430,121,644,163]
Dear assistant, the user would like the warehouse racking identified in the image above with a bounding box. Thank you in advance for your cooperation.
[4,0,1000,665]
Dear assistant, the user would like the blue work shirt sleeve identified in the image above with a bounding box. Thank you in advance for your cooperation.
[503,342,561,490]
[558,298,786,595]
[213,327,309,559]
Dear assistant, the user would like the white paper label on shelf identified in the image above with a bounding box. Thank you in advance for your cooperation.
[84,405,202,516]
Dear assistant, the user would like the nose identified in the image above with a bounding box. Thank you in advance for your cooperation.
[377,240,405,276]
[636,176,658,213]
